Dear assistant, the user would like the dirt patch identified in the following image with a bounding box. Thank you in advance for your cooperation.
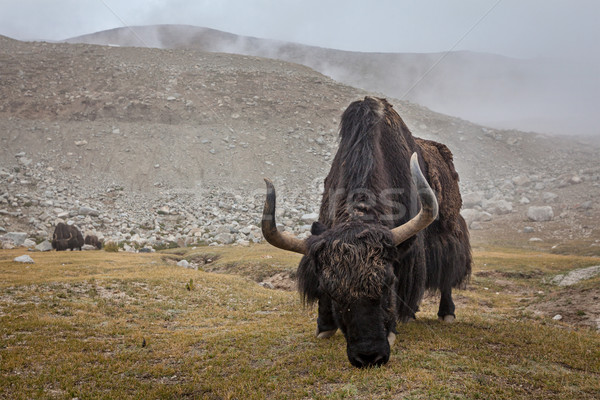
[529,286,600,331]
[259,272,296,291]
[186,253,220,267]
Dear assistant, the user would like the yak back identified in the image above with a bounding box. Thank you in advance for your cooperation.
[319,97,421,228]
[415,138,462,233]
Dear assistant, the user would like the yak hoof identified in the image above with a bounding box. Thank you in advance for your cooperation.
[316,328,337,339]
[439,315,455,323]
[387,332,396,347]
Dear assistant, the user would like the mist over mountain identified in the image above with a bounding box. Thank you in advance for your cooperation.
[66,24,600,138]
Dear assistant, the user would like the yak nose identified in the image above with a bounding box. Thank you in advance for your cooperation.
[349,350,389,368]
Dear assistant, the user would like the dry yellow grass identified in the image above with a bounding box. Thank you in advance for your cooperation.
[1,245,599,399]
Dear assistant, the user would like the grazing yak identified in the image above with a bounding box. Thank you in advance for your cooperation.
[52,222,84,251]
[84,234,103,249]
[262,97,471,368]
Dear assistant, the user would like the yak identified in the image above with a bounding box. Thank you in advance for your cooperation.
[52,222,84,251]
[84,234,103,249]
[261,97,471,368]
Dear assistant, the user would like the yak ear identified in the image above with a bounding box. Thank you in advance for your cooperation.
[297,255,321,305]
[310,221,328,236]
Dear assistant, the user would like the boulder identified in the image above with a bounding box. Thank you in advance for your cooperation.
[551,266,600,286]
[78,206,100,216]
[462,192,484,208]
[14,255,34,263]
[2,232,28,247]
[527,206,554,222]
[35,240,53,252]
[460,209,491,228]
[483,199,513,215]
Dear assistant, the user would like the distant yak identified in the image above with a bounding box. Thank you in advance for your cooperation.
[84,234,103,250]
[262,97,471,368]
[52,222,84,251]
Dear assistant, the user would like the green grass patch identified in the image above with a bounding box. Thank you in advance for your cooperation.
[0,245,599,399]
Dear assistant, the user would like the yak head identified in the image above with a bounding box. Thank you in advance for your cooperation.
[299,221,400,367]
[52,232,71,251]
[261,153,438,368]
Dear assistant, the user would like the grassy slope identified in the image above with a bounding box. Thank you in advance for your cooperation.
[0,246,599,400]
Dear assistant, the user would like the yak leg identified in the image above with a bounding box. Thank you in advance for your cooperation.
[437,288,456,323]
[316,295,337,338]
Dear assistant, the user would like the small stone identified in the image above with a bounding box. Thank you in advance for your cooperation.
[177,260,190,268]
[552,314,563,321]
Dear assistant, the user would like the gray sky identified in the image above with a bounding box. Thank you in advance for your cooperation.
[1,0,599,62]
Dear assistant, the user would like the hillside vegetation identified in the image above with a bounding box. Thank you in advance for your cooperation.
[1,246,599,399]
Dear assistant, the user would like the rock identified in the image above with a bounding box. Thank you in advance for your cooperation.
[553,314,563,321]
[14,255,34,263]
[542,192,558,203]
[18,157,33,166]
[570,176,582,184]
[213,232,234,244]
[300,212,319,222]
[578,201,593,210]
[527,206,554,222]
[78,206,100,216]
[23,238,36,248]
[82,244,97,250]
[469,221,484,230]
[550,265,600,286]
[519,196,530,205]
[35,240,53,252]
[460,209,482,227]
[483,199,512,215]
[462,192,484,208]
[523,226,535,233]
[177,259,190,268]
[2,232,28,246]
[529,237,543,242]
[512,175,531,186]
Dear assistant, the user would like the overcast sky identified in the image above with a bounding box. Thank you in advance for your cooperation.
[1,0,599,62]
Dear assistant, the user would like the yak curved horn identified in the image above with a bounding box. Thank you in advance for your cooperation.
[390,153,439,245]
[261,178,307,255]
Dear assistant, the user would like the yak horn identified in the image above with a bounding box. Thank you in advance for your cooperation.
[390,153,439,245]
[261,178,307,255]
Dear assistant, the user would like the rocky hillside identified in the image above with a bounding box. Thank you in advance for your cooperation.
[66,24,600,137]
[0,35,599,251]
